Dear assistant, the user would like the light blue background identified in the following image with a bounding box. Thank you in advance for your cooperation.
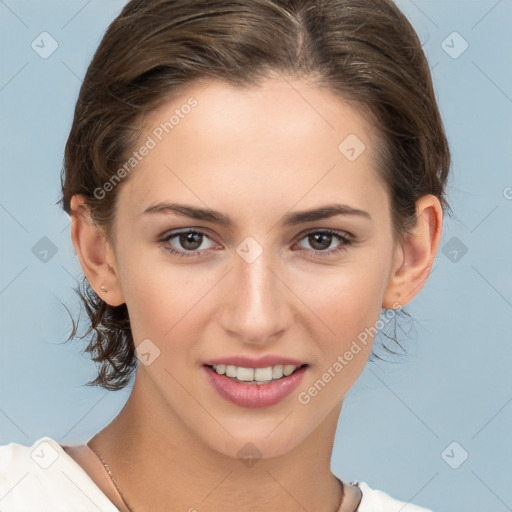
[1,1,511,511]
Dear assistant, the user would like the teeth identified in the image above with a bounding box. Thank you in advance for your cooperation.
[236,367,254,381]
[225,365,237,378]
[211,364,301,383]
[283,365,296,376]
[272,365,284,379]
[254,367,273,381]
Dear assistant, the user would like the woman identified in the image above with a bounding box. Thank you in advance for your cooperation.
[0,0,449,510]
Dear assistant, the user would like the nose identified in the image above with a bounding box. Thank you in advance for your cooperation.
[218,249,293,346]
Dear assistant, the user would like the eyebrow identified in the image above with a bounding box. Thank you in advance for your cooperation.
[140,202,372,227]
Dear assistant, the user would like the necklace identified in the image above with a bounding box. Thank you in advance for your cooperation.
[88,443,135,512]
[88,443,352,512]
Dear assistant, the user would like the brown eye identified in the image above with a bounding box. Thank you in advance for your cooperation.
[160,229,217,257]
[179,232,203,250]
[308,232,332,250]
[296,230,353,256]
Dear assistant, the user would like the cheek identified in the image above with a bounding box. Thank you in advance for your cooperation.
[291,247,393,391]
[294,255,391,341]
[115,248,211,343]
[293,266,387,411]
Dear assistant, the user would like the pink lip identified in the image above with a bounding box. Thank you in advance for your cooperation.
[203,364,308,408]
[203,355,305,368]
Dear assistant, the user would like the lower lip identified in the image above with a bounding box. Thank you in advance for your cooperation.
[203,365,307,408]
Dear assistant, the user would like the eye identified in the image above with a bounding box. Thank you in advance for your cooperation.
[295,230,353,256]
[159,229,217,257]
[158,228,354,259]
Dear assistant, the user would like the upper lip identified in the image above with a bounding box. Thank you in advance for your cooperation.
[203,355,307,368]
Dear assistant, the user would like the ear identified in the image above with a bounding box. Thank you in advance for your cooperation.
[69,195,125,306]
[382,194,443,308]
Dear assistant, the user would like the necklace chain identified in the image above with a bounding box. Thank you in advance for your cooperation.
[88,444,134,512]
[88,444,351,512]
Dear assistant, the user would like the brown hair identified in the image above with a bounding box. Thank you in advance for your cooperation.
[60,0,450,390]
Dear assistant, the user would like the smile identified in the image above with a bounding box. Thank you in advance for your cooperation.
[207,363,306,384]
[203,362,309,408]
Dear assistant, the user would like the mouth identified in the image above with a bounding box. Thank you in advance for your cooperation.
[204,363,308,384]
[202,361,309,408]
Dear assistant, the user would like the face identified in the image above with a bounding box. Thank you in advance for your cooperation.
[106,75,402,458]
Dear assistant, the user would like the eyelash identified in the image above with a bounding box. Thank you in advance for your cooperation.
[158,228,354,259]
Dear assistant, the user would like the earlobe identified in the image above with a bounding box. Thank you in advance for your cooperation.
[69,195,125,307]
[382,195,443,308]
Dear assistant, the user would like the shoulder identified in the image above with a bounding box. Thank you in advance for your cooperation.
[352,481,434,512]
[0,436,118,512]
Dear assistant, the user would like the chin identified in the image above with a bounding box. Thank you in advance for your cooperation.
[191,409,322,463]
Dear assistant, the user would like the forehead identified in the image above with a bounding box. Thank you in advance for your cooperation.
[116,76,388,221]
[142,75,375,159]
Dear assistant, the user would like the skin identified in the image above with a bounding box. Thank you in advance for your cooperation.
[68,74,442,512]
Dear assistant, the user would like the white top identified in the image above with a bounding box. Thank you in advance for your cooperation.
[0,437,433,511]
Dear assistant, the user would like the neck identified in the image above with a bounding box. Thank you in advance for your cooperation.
[88,371,346,512]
